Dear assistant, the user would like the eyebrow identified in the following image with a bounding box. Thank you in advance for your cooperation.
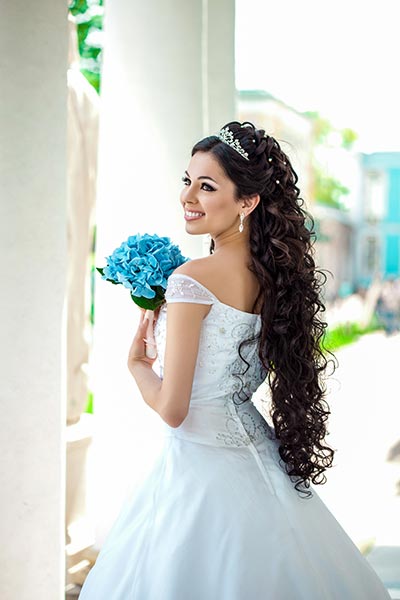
[185,170,218,184]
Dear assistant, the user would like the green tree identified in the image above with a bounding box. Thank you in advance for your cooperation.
[303,111,356,211]
[303,111,332,145]
[69,0,104,94]
[304,111,358,151]
[314,166,350,211]
[341,127,358,150]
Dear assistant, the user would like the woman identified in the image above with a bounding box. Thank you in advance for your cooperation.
[79,121,390,599]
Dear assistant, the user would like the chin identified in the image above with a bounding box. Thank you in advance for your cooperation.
[185,230,206,237]
[185,224,207,236]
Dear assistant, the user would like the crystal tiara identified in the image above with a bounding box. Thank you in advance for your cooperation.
[217,126,249,160]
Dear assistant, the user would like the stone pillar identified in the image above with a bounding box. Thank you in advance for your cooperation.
[0,2,67,599]
[89,0,235,548]
[204,0,236,132]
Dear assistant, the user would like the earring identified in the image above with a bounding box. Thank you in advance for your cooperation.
[239,212,245,233]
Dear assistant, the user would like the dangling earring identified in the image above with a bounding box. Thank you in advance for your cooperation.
[239,212,245,233]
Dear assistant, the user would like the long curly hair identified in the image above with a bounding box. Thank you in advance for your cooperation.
[192,120,337,498]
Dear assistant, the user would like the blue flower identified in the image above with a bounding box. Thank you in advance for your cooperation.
[97,233,189,309]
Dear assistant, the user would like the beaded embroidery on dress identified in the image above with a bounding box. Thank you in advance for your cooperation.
[79,272,390,600]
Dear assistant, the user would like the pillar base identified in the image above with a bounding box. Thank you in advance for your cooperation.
[66,413,96,587]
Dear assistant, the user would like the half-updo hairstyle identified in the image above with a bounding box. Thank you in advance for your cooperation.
[192,120,337,498]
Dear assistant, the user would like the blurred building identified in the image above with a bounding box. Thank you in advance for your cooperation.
[354,152,400,287]
[238,91,400,303]
[312,203,354,301]
[311,144,363,302]
[237,89,353,302]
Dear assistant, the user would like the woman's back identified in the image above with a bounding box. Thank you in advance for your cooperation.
[154,271,270,446]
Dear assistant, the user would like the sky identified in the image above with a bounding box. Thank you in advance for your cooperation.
[235,0,400,153]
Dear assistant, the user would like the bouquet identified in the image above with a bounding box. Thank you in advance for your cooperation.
[97,233,189,358]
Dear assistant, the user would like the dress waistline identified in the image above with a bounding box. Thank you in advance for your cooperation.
[161,401,276,450]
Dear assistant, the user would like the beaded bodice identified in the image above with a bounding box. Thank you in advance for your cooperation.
[153,273,275,448]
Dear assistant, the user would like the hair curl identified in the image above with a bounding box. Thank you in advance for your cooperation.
[192,120,337,498]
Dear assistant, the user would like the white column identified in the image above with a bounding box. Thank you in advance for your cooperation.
[0,2,67,599]
[205,0,236,132]
[90,0,235,547]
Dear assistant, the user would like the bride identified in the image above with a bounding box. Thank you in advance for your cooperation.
[79,121,390,599]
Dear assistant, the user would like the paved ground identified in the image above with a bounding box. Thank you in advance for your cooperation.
[315,330,400,598]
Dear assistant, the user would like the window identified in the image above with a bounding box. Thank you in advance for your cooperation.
[364,170,385,223]
[364,235,380,276]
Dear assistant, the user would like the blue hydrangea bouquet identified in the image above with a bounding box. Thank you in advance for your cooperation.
[97,233,188,357]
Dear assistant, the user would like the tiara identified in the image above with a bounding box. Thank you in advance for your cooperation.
[217,126,249,161]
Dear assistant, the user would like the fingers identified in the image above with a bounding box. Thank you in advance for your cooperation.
[131,315,148,351]
[128,308,159,369]
[137,316,148,338]
[138,310,149,329]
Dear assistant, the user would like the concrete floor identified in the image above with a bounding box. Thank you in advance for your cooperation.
[316,330,400,597]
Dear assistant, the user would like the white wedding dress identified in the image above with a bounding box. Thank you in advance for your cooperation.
[79,273,390,599]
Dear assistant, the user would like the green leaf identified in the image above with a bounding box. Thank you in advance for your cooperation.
[69,0,89,16]
[85,390,93,414]
[96,266,121,285]
[80,69,101,94]
[130,294,165,311]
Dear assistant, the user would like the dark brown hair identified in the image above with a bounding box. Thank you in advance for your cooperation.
[192,120,337,498]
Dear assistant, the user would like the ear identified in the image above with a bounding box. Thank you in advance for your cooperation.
[241,193,260,216]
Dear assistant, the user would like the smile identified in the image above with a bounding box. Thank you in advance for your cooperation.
[184,210,205,221]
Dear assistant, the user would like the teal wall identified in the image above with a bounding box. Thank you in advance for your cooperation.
[385,168,400,275]
[386,235,400,274]
[386,168,400,222]
[361,154,400,282]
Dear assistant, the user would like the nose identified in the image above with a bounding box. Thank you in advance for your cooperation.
[180,184,198,206]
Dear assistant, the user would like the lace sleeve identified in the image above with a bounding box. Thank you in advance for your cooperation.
[165,274,215,305]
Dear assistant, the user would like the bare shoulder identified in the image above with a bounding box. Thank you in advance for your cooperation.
[172,255,215,284]
[171,255,229,298]
[167,257,214,316]
[172,254,260,314]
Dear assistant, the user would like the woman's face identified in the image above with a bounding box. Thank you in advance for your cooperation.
[180,151,243,239]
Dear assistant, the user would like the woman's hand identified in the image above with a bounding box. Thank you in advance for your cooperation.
[127,308,158,371]
[128,308,160,371]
